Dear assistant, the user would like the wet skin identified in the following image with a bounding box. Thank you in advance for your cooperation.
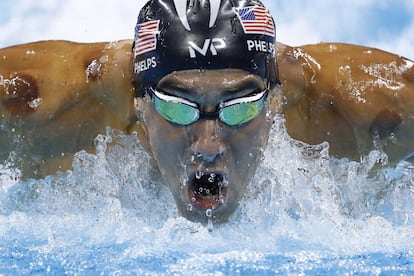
[1,40,414,223]
[136,69,281,222]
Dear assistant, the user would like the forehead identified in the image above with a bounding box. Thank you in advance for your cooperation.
[156,69,266,100]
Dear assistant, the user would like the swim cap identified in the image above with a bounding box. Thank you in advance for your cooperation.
[132,0,279,97]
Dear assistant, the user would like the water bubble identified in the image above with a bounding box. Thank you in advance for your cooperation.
[28,97,42,109]
[206,209,214,232]
[222,179,229,188]
[196,170,203,179]
[207,218,214,232]
[180,175,188,190]
[187,204,193,211]
[208,173,216,183]
[206,209,213,217]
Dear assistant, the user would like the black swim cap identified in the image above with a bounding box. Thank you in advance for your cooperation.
[132,0,279,97]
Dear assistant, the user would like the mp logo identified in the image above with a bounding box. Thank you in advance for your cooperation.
[188,38,226,58]
[173,0,225,58]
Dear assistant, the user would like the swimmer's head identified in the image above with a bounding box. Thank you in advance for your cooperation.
[132,0,278,96]
[132,0,281,224]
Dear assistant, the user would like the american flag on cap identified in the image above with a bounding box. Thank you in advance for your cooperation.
[235,6,275,38]
[134,20,160,56]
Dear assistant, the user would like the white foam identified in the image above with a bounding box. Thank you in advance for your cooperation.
[0,120,413,273]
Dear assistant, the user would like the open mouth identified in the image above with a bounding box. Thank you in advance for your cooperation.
[187,172,227,211]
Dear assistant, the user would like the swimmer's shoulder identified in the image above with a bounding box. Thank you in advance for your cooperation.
[0,40,140,178]
[0,39,137,130]
[277,41,414,160]
[296,42,414,130]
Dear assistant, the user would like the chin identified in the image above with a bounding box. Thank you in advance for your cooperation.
[177,197,240,224]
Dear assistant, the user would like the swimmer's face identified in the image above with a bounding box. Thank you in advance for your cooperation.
[138,69,280,223]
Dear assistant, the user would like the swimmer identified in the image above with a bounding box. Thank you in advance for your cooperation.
[0,0,413,223]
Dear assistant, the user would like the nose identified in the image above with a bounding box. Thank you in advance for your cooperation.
[190,120,226,162]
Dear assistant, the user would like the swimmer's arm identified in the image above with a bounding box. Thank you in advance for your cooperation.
[0,40,139,177]
[278,42,414,161]
[0,39,136,129]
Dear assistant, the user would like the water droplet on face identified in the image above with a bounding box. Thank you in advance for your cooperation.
[196,170,203,179]
[206,209,213,218]
[206,209,214,232]
[221,179,229,188]
[207,218,214,232]
[180,175,188,190]
[208,173,216,183]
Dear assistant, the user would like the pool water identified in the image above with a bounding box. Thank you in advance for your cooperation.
[0,117,413,274]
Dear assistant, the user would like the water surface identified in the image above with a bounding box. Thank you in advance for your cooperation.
[0,117,413,274]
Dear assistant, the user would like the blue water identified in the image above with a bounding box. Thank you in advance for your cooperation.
[0,117,413,275]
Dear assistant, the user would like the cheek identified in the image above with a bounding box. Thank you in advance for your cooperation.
[241,113,271,142]
[230,113,272,164]
[143,107,188,165]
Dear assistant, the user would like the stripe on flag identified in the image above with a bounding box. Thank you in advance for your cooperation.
[134,20,160,56]
[235,6,275,37]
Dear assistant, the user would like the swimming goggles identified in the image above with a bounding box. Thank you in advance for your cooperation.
[149,87,268,126]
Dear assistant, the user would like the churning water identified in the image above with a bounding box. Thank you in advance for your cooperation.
[0,116,413,274]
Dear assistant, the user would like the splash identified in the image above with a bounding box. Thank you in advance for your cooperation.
[0,120,413,274]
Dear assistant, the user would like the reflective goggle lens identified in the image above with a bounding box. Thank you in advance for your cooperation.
[153,95,199,125]
[151,88,267,126]
[219,98,265,126]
